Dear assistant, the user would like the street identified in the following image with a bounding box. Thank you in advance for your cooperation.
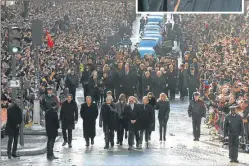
[1,92,249,166]
[1,14,249,166]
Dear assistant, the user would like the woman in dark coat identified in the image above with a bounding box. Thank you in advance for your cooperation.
[45,102,60,160]
[147,92,156,140]
[60,94,78,148]
[142,71,153,97]
[156,93,170,141]
[80,96,98,147]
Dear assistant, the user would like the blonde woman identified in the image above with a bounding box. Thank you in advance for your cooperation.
[156,93,170,141]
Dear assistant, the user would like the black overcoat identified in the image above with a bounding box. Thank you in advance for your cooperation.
[60,100,78,130]
[45,108,60,138]
[6,104,22,136]
[100,103,118,130]
[80,103,98,138]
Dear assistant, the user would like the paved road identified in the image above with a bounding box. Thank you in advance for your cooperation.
[2,96,249,166]
[167,0,242,12]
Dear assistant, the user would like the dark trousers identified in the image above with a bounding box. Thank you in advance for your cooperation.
[7,129,19,156]
[47,137,56,157]
[169,87,176,100]
[159,119,168,139]
[139,128,149,144]
[117,120,125,143]
[83,84,88,100]
[128,126,140,146]
[104,125,114,147]
[192,116,201,139]
[228,135,239,160]
[62,129,72,144]
[69,88,76,101]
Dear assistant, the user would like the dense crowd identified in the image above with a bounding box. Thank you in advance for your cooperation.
[1,1,136,124]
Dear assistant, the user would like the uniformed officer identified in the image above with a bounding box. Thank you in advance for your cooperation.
[41,86,60,112]
[188,92,206,141]
[224,105,244,163]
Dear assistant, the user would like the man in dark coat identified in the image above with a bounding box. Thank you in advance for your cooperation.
[187,67,200,101]
[100,96,118,149]
[142,71,153,97]
[80,66,91,99]
[224,105,244,163]
[80,96,98,146]
[45,101,60,160]
[139,96,154,148]
[125,96,141,150]
[123,64,136,97]
[65,69,79,101]
[60,94,78,148]
[116,94,127,145]
[188,92,206,141]
[6,101,22,159]
[153,71,166,99]
[178,64,188,100]
[167,64,177,100]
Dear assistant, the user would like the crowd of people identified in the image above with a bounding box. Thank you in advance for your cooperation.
[1,1,249,163]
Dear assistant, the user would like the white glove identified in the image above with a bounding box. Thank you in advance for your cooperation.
[225,136,229,140]
[239,136,242,139]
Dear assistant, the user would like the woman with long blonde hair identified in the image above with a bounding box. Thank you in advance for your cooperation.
[156,93,170,141]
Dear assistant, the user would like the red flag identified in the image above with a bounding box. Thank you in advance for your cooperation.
[46,30,54,48]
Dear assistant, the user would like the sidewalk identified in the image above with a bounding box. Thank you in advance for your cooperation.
[1,129,62,156]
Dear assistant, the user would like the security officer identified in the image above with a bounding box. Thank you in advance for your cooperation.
[224,105,244,163]
[41,86,60,113]
[188,92,206,141]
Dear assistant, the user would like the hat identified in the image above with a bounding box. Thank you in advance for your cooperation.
[47,86,53,90]
[193,92,200,96]
[229,105,238,111]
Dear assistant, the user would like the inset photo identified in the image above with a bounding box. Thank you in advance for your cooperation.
[137,0,243,13]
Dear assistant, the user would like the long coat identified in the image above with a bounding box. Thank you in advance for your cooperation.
[139,104,154,130]
[124,103,142,131]
[100,103,118,130]
[148,97,156,131]
[45,108,60,138]
[60,100,78,130]
[80,103,98,138]
[6,104,22,136]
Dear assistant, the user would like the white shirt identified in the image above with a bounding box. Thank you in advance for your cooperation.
[130,103,134,110]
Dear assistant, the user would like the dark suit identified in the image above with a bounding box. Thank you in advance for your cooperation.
[6,104,22,156]
[125,103,141,147]
[45,107,59,158]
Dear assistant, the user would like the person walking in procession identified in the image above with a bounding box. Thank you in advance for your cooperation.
[80,96,99,146]
[60,94,78,148]
[156,93,170,141]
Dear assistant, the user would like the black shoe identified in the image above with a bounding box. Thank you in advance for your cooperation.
[116,141,119,145]
[111,142,114,147]
[104,146,109,149]
[11,154,20,158]
[163,137,166,141]
[230,160,234,163]
[47,156,53,160]
[146,142,149,148]
[234,160,239,163]
[62,141,67,146]
[159,137,162,141]
[69,144,72,148]
[91,139,94,145]
[196,138,199,141]
[8,155,11,159]
[52,156,59,159]
[136,143,139,148]
[193,138,197,141]
[128,146,133,150]
[119,142,123,146]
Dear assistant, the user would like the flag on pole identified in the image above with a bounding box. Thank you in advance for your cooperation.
[46,30,54,48]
